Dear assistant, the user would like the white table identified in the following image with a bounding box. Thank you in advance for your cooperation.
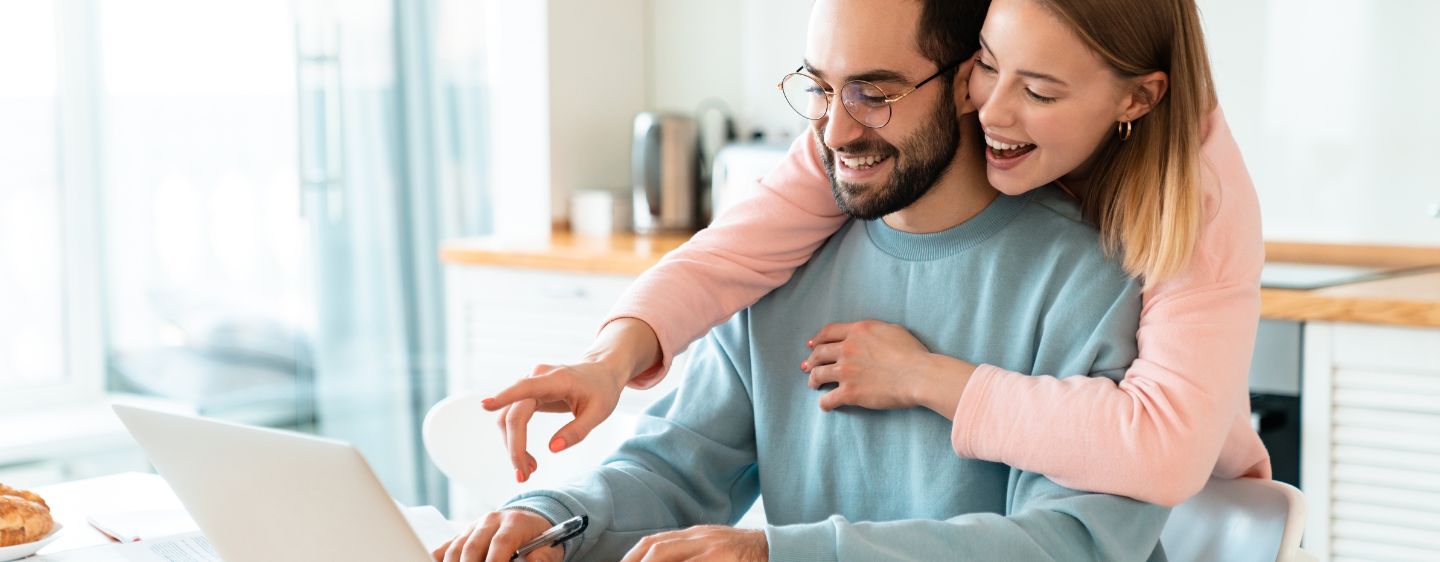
[30,472,186,556]
[28,472,462,560]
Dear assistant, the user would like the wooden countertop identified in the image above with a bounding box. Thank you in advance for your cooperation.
[1260,269,1440,328]
[440,231,693,276]
[1258,241,1440,328]
[441,234,1440,328]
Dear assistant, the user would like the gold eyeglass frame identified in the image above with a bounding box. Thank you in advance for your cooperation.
[775,60,962,129]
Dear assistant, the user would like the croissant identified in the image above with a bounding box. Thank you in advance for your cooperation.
[0,483,54,547]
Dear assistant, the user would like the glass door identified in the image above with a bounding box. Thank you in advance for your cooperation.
[89,0,490,507]
[294,0,493,506]
[294,0,424,505]
[97,0,315,434]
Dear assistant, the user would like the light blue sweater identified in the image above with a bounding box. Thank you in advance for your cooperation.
[508,187,1169,561]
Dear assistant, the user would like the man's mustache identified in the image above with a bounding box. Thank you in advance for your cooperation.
[828,140,898,158]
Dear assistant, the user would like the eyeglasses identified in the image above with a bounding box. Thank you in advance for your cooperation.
[776,61,961,129]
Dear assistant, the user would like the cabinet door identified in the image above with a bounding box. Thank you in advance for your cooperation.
[1303,323,1440,561]
[443,266,687,521]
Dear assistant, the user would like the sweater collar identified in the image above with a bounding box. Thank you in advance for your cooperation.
[864,190,1033,261]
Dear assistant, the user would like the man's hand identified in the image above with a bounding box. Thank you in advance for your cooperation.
[618,526,767,562]
[433,509,562,562]
[484,361,630,482]
[802,320,974,417]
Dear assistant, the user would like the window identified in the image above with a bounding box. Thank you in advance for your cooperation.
[0,2,82,401]
[96,0,311,427]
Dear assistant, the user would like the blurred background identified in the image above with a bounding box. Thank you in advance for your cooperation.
[0,0,1436,558]
[0,0,493,509]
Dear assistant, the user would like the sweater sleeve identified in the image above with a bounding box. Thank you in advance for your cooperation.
[604,134,846,388]
[764,470,1169,562]
[504,319,762,562]
[950,105,1271,507]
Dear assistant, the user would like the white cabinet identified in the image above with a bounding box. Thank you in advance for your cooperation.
[442,265,686,523]
[1302,323,1440,561]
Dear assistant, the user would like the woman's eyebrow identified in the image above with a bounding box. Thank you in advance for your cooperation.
[978,35,995,56]
[1019,69,1069,87]
[977,34,1071,87]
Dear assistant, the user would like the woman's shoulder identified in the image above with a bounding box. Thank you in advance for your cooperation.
[1169,105,1265,290]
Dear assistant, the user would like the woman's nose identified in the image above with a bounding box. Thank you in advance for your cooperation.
[977,82,1018,130]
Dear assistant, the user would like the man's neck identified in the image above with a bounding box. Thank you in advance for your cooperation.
[882,113,997,234]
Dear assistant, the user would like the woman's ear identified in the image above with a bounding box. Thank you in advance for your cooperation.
[1120,70,1168,122]
[956,52,981,114]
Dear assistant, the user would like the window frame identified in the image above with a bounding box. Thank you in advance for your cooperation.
[0,0,107,411]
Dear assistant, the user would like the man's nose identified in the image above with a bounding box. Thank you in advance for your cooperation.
[822,99,866,152]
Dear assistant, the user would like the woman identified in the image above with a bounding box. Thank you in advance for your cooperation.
[482,0,1269,508]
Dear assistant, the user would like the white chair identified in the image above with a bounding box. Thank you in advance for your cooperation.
[1161,477,1318,562]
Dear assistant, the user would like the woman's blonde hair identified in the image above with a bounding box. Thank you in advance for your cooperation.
[1036,0,1214,282]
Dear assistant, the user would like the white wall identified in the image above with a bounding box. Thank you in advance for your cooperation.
[486,0,647,234]
[646,0,811,144]
[548,0,648,224]
[644,0,1440,246]
[1199,0,1440,246]
[485,0,551,240]
[646,1,742,117]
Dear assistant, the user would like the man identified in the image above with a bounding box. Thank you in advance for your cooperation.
[437,0,1168,560]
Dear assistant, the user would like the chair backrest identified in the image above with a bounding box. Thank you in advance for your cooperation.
[1161,478,1313,562]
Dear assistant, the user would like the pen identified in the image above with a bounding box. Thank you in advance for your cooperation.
[512,514,588,561]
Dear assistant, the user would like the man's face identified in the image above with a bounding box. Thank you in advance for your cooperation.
[805,0,963,220]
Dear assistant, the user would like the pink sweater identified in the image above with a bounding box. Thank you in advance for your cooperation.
[606,107,1272,506]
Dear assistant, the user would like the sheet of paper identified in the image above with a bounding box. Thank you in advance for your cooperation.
[402,504,464,552]
[86,509,200,543]
[31,532,217,562]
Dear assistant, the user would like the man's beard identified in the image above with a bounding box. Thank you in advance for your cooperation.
[815,83,961,221]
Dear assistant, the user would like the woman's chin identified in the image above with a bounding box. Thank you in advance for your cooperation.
[986,172,1043,197]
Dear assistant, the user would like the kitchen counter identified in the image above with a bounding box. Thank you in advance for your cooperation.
[440,230,693,276]
[441,235,1440,328]
[1259,241,1440,328]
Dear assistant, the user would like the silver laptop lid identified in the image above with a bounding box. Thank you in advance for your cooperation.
[112,404,432,562]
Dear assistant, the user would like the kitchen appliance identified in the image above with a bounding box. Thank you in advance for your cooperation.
[631,112,700,233]
[1248,318,1302,488]
[709,142,791,219]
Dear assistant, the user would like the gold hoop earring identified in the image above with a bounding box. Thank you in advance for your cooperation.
[1117,120,1133,142]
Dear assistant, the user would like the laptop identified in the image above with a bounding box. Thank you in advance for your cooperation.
[112,404,439,562]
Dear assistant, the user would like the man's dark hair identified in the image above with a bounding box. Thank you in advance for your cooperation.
[916,0,991,67]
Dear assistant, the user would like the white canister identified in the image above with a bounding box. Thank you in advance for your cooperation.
[570,189,630,236]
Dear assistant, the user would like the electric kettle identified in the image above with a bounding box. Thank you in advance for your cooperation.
[631,112,699,232]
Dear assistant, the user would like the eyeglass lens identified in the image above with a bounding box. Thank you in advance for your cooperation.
[780,73,893,128]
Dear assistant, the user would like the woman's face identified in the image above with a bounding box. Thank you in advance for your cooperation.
[967,0,1137,195]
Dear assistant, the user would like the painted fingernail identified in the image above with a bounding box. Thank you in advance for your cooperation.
[481,398,496,408]
[806,339,814,348]
[801,361,809,371]
[549,437,566,453]
[516,469,526,483]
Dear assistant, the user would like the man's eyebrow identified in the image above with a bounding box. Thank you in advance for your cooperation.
[977,35,1070,88]
[801,60,912,85]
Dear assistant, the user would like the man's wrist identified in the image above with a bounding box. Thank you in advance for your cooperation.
[499,506,556,526]
[741,528,769,562]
